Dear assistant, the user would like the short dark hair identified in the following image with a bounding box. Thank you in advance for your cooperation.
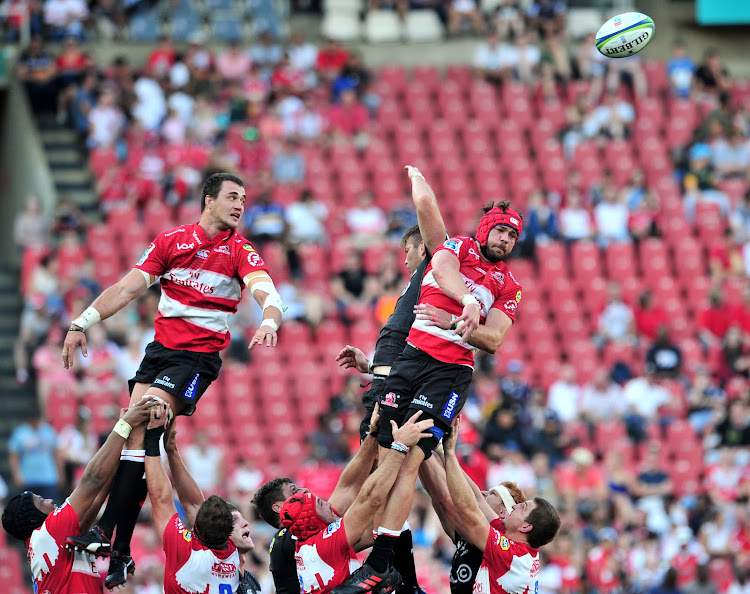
[252,478,293,529]
[525,497,561,549]
[194,495,233,549]
[201,173,244,212]
[399,225,422,250]
[483,200,524,221]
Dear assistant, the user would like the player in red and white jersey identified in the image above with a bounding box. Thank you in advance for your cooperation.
[143,405,244,594]
[63,173,284,588]
[279,410,435,594]
[442,418,560,594]
[1,398,154,593]
[335,201,524,594]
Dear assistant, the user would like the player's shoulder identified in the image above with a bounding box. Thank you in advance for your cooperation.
[157,223,194,240]
[165,513,194,543]
[440,236,475,254]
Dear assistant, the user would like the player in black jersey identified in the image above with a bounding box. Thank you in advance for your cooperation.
[336,165,447,594]
[420,452,525,594]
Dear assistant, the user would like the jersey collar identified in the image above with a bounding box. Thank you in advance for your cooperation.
[194,223,235,244]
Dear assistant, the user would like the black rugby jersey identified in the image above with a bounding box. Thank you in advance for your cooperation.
[450,536,484,594]
[269,528,299,594]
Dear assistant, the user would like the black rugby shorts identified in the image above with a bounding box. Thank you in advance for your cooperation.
[129,340,222,416]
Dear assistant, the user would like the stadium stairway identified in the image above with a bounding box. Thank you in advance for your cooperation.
[39,121,97,215]
[0,264,37,483]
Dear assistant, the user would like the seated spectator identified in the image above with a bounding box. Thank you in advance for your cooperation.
[705,450,743,505]
[645,327,682,379]
[271,54,306,96]
[345,192,387,247]
[633,443,673,533]
[490,0,525,40]
[87,87,125,148]
[16,36,58,115]
[330,250,378,321]
[582,90,635,139]
[44,0,88,41]
[250,30,284,78]
[277,278,328,328]
[333,53,372,102]
[683,564,719,594]
[184,32,214,80]
[31,327,76,411]
[132,75,166,132]
[288,32,318,87]
[594,185,631,245]
[473,32,514,85]
[146,35,176,79]
[216,40,252,82]
[634,291,666,342]
[285,189,328,246]
[79,325,121,395]
[605,54,648,98]
[516,189,557,258]
[585,528,622,592]
[272,138,306,184]
[686,366,725,435]
[730,189,750,242]
[14,196,51,252]
[526,0,566,38]
[55,36,91,90]
[628,190,661,241]
[694,47,730,100]
[482,405,528,454]
[697,288,732,348]
[327,88,370,147]
[227,457,264,519]
[243,191,286,248]
[508,32,542,82]
[532,411,566,466]
[316,38,349,82]
[184,430,224,493]
[709,228,745,280]
[92,0,125,40]
[623,370,672,432]
[597,281,636,346]
[558,189,594,242]
[574,33,608,100]
[546,363,581,423]
[555,447,607,518]
[683,143,731,220]
[189,95,221,143]
[712,399,750,447]
[8,410,61,501]
[368,0,409,20]
[447,0,485,36]
[667,40,695,98]
[579,368,625,423]
[718,325,750,383]
[712,126,750,179]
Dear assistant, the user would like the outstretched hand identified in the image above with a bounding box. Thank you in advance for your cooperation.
[147,402,171,430]
[391,410,434,448]
[454,303,480,344]
[336,344,370,374]
[122,397,161,427]
[62,330,87,369]
[443,416,461,455]
[414,303,454,330]
[249,324,277,350]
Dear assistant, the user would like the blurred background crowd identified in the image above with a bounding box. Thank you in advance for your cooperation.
[2,0,750,593]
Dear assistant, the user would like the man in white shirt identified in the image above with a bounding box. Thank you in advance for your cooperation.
[44,0,88,40]
[473,32,515,85]
[546,364,581,423]
[582,90,635,139]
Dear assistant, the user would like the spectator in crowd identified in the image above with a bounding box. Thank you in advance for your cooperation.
[482,405,528,454]
[345,192,388,247]
[628,190,661,241]
[330,250,378,321]
[316,38,349,81]
[328,88,370,147]
[684,563,719,594]
[285,188,328,248]
[473,32,513,85]
[558,189,594,242]
[697,288,732,348]
[634,291,666,342]
[646,327,682,379]
[686,366,725,434]
[58,406,97,491]
[227,457,264,519]
[527,0,567,38]
[87,86,126,148]
[13,293,52,386]
[623,369,672,440]
[44,0,89,41]
[447,0,485,36]
[712,399,750,448]
[579,368,625,424]
[16,36,58,115]
[250,30,284,78]
[288,32,318,87]
[183,430,225,494]
[597,281,636,346]
[709,228,745,280]
[695,47,730,100]
[490,0,525,40]
[13,196,52,252]
[243,190,287,248]
[546,364,581,423]
[594,184,631,245]
[633,443,673,535]
[8,410,62,501]
[386,192,419,242]
[272,138,306,184]
[668,40,696,99]
[509,32,542,82]
[216,40,253,82]
[516,189,558,258]
[712,126,750,179]
[556,447,607,518]
[332,53,373,104]
[582,90,636,139]
[730,190,750,242]
[486,441,536,491]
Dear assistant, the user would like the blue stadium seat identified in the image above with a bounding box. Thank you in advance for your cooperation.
[170,11,202,41]
[129,12,162,41]
[211,12,244,43]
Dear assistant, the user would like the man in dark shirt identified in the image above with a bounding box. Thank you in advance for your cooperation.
[16,36,58,114]
[715,399,750,447]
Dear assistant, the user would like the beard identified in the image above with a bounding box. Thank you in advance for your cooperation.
[480,243,508,263]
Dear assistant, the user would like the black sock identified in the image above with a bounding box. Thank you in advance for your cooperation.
[368,533,398,574]
[97,455,147,557]
[393,529,418,590]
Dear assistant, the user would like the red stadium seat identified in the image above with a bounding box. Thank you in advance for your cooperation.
[642,60,668,96]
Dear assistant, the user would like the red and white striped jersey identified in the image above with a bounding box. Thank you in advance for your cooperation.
[135,223,268,352]
[295,518,360,594]
[163,514,240,594]
[407,236,521,368]
[473,522,540,594]
[26,500,102,594]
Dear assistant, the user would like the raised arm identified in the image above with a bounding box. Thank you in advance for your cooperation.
[405,166,447,254]
[62,268,154,368]
[244,270,284,350]
[144,405,176,539]
[69,398,154,531]
[343,412,434,547]
[328,404,381,514]
[444,418,490,552]
[163,420,204,528]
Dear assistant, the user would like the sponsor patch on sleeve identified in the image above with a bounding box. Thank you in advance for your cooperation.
[137,243,155,266]
[516,290,522,303]
[443,239,462,254]
[242,244,255,252]
[500,536,510,550]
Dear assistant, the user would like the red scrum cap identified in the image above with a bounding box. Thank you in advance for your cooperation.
[475,206,523,247]
[280,492,329,541]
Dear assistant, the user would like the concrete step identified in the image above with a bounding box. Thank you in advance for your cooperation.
[52,168,91,186]
[47,147,85,170]
[40,127,78,146]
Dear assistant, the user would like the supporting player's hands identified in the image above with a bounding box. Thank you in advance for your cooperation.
[62,328,88,369]
[164,418,178,453]
[442,416,461,456]
[122,397,164,428]
[249,324,277,350]
[454,302,480,344]
[146,401,171,431]
[391,410,434,449]
[336,344,370,374]
[413,303,454,330]
[368,402,381,436]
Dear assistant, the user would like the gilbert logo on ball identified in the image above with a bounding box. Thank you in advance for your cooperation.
[595,12,655,58]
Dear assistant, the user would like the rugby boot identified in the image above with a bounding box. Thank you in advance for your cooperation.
[105,555,136,590]
[332,564,402,594]
[65,525,111,557]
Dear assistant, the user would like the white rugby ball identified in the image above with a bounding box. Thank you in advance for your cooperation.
[595,12,655,58]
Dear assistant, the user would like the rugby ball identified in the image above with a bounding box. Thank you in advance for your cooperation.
[595,12,655,58]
